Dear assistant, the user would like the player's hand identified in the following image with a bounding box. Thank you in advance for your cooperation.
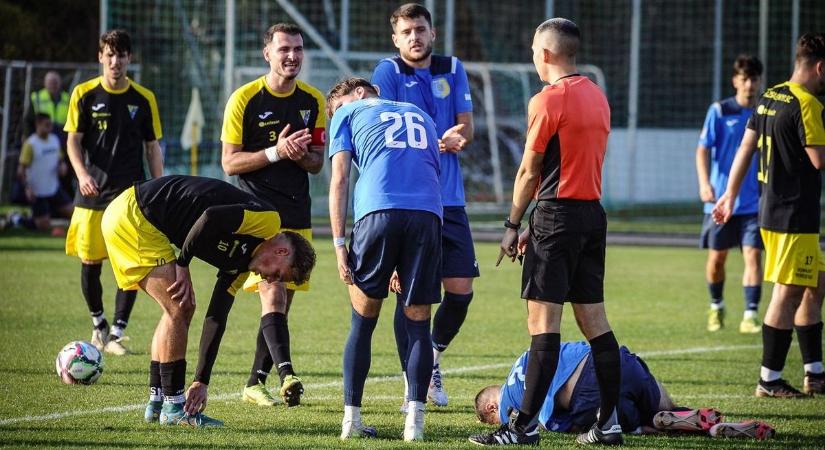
[439,124,467,153]
[699,183,716,203]
[517,226,530,256]
[711,191,733,224]
[168,264,195,308]
[184,381,208,415]
[389,271,402,294]
[276,124,312,161]
[77,173,99,197]
[497,227,519,266]
[335,246,353,285]
[24,185,35,203]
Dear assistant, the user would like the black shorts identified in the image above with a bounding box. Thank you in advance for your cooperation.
[521,200,606,303]
[348,209,442,305]
[32,188,72,218]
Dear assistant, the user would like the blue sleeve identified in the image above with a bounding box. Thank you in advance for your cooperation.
[328,107,353,159]
[453,59,473,114]
[698,103,718,148]
[371,60,398,101]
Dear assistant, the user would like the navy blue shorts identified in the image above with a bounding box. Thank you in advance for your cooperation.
[348,209,442,305]
[442,206,479,278]
[567,347,661,433]
[32,188,72,218]
[700,213,763,250]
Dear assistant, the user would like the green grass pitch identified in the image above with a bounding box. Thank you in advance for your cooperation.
[0,231,823,449]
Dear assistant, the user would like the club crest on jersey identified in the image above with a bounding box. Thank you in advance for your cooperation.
[127,104,139,119]
[299,109,311,126]
[432,78,450,99]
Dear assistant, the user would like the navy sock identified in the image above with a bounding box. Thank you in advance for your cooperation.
[431,291,473,352]
[589,331,621,429]
[260,312,294,383]
[404,315,433,403]
[708,281,724,304]
[343,308,378,406]
[247,326,273,387]
[393,296,408,372]
[743,285,761,311]
[796,322,823,365]
[515,333,560,428]
[762,324,793,372]
[159,359,186,402]
[81,264,104,320]
[113,288,137,332]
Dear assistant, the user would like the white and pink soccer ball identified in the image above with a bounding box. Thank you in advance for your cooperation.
[55,341,103,385]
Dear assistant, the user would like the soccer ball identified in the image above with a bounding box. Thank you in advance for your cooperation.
[55,341,103,385]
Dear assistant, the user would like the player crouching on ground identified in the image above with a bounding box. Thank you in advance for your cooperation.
[101,175,315,427]
[472,341,775,442]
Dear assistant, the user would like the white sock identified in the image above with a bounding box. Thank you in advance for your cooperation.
[405,401,425,428]
[710,302,724,310]
[433,348,443,366]
[743,310,758,319]
[110,325,124,339]
[92,314,107,327]
[804,362,824,374]
[760,366,782,382]
[402,371,409,400]
[344,405,361,423]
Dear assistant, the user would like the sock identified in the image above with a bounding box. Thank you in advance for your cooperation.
[160,359,186,404]
[393,296,408,372]
[761,324,793,374]
[343,405,361,423]
[743,285,761,312]
[431,292,473,352]
[743,309,758,320]
[260,312,294,383]
[247,326,272,387]
[343,308,377,407]
[796,322,823,372]
[805,362,825,374]
[404,315,433,403]
[433,348,443,366]
[515,333,560,428]
[149,360,162,402]
[402,371,409,400]
[92,314,107,329]
[81,264,104,324]
[708,281,724,305]
[112,289,137,338]
[589,331,622,430]
[760,367,782,382]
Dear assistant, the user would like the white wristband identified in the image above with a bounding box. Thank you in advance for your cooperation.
[264,145,281,163]
[333,237,346,248]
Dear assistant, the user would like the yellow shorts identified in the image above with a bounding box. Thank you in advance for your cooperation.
[761,228,825,287]
[101,186,177,291]
[65,207,108,261]
[243,228,312,293]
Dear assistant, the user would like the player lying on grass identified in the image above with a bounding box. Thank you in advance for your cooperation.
[472,341,775,442]
[100,175,315,427]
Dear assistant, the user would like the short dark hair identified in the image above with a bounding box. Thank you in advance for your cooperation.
[796,33,825,67]
[34,113,51,123]
[733,54,763,78]
[535,18,580,58]
[99,29,131,54]
[325,77,378,117]
[263,23,303,46]
[391,3,432,30]
[280,230,316,286]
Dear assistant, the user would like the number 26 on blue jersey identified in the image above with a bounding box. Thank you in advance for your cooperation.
[380,111,428,149]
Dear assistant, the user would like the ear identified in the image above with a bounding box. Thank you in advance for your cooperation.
[484,402,497,415]
[263,45,270,62]
[273,245,290,256]
[391,32,401,50]
[98,51,104,64]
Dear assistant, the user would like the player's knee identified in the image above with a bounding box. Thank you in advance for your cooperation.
[404,304,431,321]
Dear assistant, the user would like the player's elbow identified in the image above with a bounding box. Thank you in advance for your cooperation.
[221,159,238,176]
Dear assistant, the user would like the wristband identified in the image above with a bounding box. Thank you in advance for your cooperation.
[504,218,521,229]
[264,145,281,163]
[333,237,346,247]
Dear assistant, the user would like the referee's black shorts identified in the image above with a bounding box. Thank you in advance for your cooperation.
[521,199,606,304]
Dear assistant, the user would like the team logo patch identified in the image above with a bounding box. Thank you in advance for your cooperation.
[91,103,105,111]
[127,104,139,119]
[258,111,273,119]
[432,78,451,99]
[300,109,311,126]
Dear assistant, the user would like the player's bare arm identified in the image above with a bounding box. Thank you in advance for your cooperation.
[144,139,164,178]
[66,131,98,197]
[695,144,715,202]
[499,149,543,264]
[221,124,312,176]
[439,112,474,153]
[804,145,825,169]
[329,151,353,285]
[294,143,325,174]
[711,128,757,224]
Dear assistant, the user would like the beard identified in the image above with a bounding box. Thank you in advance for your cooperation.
[402,41,433,63]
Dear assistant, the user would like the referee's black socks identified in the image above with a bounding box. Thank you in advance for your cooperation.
[589,330,621,430]
[515,332,560,429]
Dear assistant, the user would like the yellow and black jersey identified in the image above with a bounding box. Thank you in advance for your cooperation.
[748,81,825,233]
[221,77,326,229]
[135,175,281,274]
[64,76,162,209]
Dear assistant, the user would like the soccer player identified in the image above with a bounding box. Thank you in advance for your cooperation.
[371,2,476,409]
[327,78,441,441]
[100,175,316,427]
[713,33,825,398]
[64,29,163,356]
[473,342,775,441]
[221,23,326,407]
[696,55,764,334]
[17,113,73,232]
[478,19,622,446]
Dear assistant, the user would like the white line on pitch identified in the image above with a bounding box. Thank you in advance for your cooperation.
[0,344,763,426]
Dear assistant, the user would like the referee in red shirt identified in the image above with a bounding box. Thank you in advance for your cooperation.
[471,19,623,447]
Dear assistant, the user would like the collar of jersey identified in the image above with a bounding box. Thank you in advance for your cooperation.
[262,76,296,98]
[99,76,131,94]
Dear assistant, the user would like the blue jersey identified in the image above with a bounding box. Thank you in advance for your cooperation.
[371,55,473,207]
[498,342,591,431]
[698,97,759,215]
[328,97,442,222]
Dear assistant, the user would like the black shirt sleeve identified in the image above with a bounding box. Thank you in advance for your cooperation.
[193,272,239,385]
[176,204,245,267]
